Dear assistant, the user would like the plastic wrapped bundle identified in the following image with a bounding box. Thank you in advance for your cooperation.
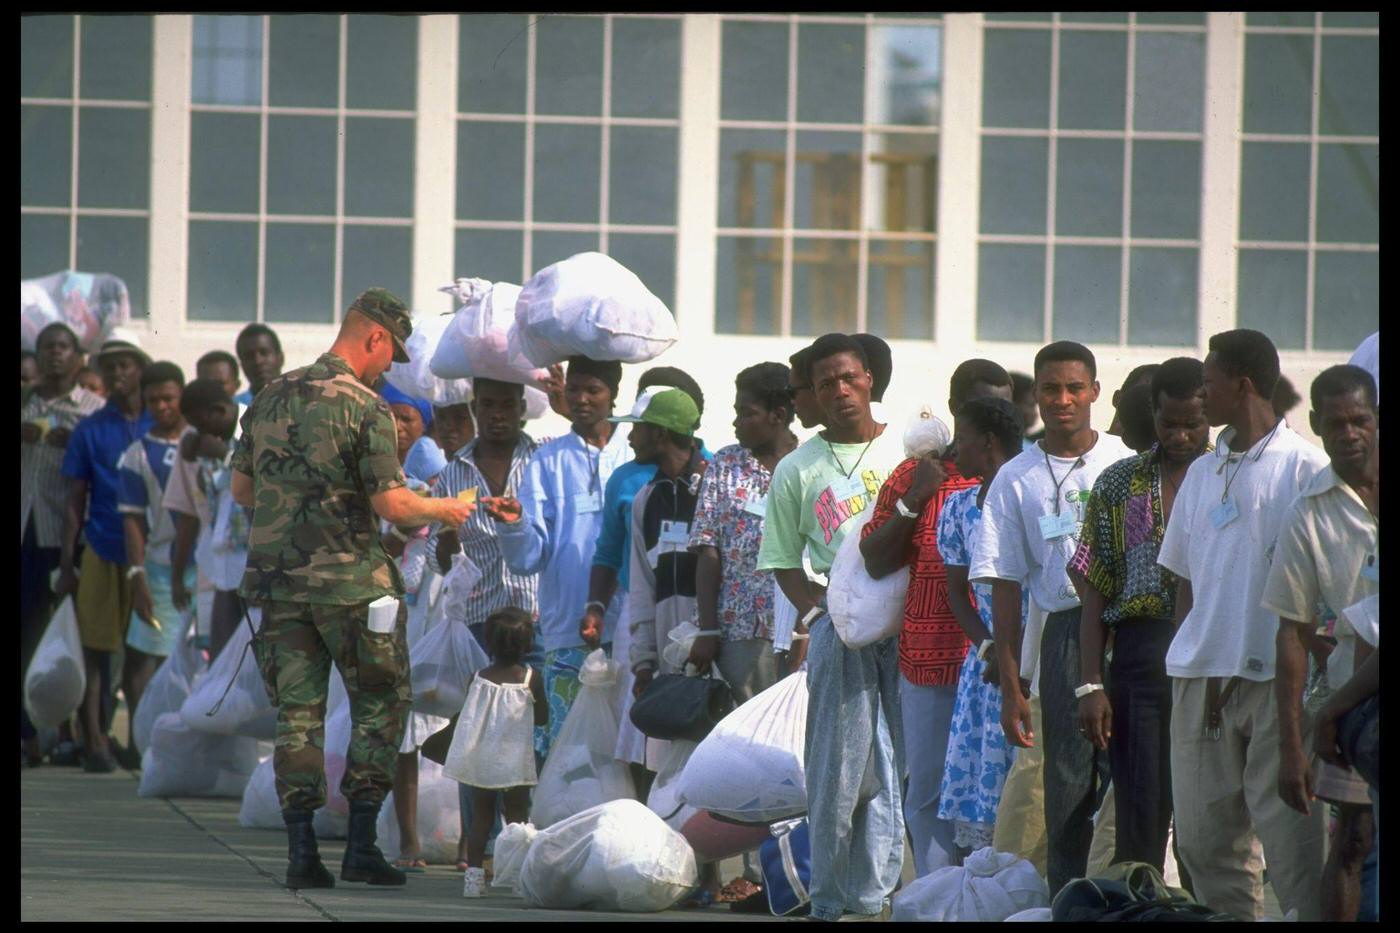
[385,312,473,407]
[891,847,1049,922]
[22,597,87,731]
[827,506,908,649]
[238,754,282,829]
[902,405,952,459]
[377,756,465,864]
[20,270,131,352]
[138,712,260,798]
[179,609,275,740]
[409,614,490,719]
[133,615,205,752]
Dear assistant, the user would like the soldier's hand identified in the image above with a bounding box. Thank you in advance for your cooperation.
[482,496,523,524]
[436,497,476,529]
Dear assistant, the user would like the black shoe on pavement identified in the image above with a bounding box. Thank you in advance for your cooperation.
[283,810,336,890]
[340,801,406,886]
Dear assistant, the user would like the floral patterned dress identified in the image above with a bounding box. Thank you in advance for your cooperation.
[934,485,1029,849]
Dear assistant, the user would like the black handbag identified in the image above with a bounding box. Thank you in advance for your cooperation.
[629,672,735,742]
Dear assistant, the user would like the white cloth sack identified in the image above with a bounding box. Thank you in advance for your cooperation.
[385,311,474,407]
[891,847,1049,922]
[646,738,698,831]
[901,406,952,459]
[438,553,484,621]
[377,755,464,864]
[827,506,908,649]
[530,650,636,829]
[133,614,205,751]
[179,608,274,740]
[409,615,491,718]
[491,822,540,890]
[138,711,260,798]
[23,596,87,730]
[431,278,541,383]
[516,799,698,912]
[20,270,131,353]
[238,754,282,828]
[512,252,678,367]
[442,671,538,789]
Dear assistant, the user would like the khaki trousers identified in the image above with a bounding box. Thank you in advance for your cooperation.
[1170,677,1324,921]
[992,694,1047,876]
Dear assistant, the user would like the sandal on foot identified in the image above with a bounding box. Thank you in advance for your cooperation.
[393,857,428,872]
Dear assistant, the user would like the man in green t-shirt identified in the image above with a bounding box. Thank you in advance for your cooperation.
[756,333,908,921]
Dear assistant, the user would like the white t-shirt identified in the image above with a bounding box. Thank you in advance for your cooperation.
[1342,595,1379,649]
[1348,331,1379,403]
[1157,422,1328,681]
[969,432,1134,613]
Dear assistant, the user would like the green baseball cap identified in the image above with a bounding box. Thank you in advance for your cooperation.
[609,387,701,436]
[349,287,413,363]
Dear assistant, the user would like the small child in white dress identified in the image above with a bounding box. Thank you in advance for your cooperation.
[441,607,547,888]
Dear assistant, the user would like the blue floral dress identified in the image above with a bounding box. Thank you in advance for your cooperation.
[934,486,1029,848]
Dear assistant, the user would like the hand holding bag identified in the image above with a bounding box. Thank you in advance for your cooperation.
[629,670,735,743]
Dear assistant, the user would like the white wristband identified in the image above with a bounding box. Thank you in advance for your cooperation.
[790,633,810,641]
[800,605,824,628]
[976,639,994,662]
[1074,682,1105,699]
[125,565,146,580]
[895,497,919,520]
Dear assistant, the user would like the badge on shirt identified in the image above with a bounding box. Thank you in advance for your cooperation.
[162,445,178,467]
[1209,497,1239,530]
[1038,511,1076,542]
[829,475,867,502]
[659,519,691,546]
[742,495,768,518]
[574,491,602,514]
[1360,553,1379,583]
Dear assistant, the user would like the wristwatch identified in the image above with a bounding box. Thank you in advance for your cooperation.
[1074,682,1105,699]
[895,497,919,520]
[976,639,995,662]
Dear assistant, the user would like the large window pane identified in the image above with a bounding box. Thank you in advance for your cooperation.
[535,15,603,117]
[533,124,600,224]
[1061,12,1127,23]
[1134,33,1204,133]
[77,108,150,210]
[869,25,941,127]
[866,240,933,340]
[1313,252,1378,351]
[611,17,681,119]
[458,14,528,114]
[344,117,415,218]
[22,15,74,99]
[1316,144,1379,244]
[1242,35,1313,135]
[1057,31,1127,131]
[1136,12,1205,25]
[716,236,782,336]
[979,136,1048,235]
[1322,12,1379,27]
[265,223,335,323]
[80,15,152,102]
[792,238,859,336]
[797,23,865,124]
[1053,246,1120,344]
[1238,142,1310,242]
[867,132,937,232]
[455,228,524,285]
[1237,249,1307,349]
[721,21,789,121]
[343,225,412,309]
[192,15,262,106]
[1246,12,1314,27]
[457,121,524,221]
[977,243,1044,341]
[1318,37,1379,138]
[531,230,599,272]
[608,233,676,312]
[609,126,677,226]
[982,29,1051,129]
[1127,247,1196,346]
[266,115,337,216]
[188,221,257,321]
[718,129,787,229]
[189,112,259,214]
[21,105,72,208]
[1130,141,1200,240]
[76,216,148,316]
[1055,139,1123,238]
[268,14,338,108]
[795,132,862,231]
[347,15,415,110]
[21,214,70,280]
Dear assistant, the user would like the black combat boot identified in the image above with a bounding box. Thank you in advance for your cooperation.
[283,809,335,890]
[340,800,406,886]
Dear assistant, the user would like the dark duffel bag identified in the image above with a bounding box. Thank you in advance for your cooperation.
[629,671,735,742]
[1337,694,1379,789]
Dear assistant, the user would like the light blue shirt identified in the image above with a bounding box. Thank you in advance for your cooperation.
[496,426,632,651]
[593,441,712,591]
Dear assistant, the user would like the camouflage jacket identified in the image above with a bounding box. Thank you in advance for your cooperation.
[231,352,406,605]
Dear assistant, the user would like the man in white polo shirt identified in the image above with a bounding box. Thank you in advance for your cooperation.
[1156,330,1329,921]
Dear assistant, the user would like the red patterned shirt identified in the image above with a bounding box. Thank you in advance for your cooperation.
[862,457,980,687]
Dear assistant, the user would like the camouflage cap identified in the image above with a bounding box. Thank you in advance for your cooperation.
[349,287,413,363]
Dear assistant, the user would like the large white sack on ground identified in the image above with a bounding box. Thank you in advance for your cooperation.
[410,615,490,718]
[646,738,698,832]
[512,252,677,367]
[23,597,87,730]
[530,650,636,829]
[1004,908,1053,921]
[239,754,282,828]
[377,755,463,864]
[827,506,908,649]
[179,608,274,740]
[517,799,698,912]
[491,822,539,891]
[20,270,131,353]
[133,615,204,752]
[138,712,260,798]
[385,311,473,407]
[891,847,1049,922]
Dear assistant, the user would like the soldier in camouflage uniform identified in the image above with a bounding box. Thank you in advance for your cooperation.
[230,288,474,890]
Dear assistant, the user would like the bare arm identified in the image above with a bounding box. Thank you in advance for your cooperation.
[123,513,155,625]
[55,477,88,596]
[1315,647,1379,767]
[992,578,1034,748]
[579,564,619,648]
[1077,585,1112,751]
[169,511,200,612]
[774,567,821,670]
[371,485,474,528]
[860,455,946,580]
[944,566,990,645]
[231,469,254,508]
[1172,577,1193,628]
[1275,618,1315,815]
[687,545,723,673]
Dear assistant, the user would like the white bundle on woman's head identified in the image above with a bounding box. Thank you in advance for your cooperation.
[903,404,952,459]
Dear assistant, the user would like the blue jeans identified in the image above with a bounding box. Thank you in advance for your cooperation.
[1358,791,1378,922]
[898,676,958,877]
[805,614,905,920]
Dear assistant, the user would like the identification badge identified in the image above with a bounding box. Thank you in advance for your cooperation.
[660,520,691,546]
[574,491,602,514]
[1038,511,1076,541]
[830,475,867,502]
[742,495,768,518]
[162,445,178,468]
[1209,497,1239,530]
[1360,553,1379,583]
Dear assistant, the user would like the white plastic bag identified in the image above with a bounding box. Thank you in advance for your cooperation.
[431,278,544,384]
[409,616,491,718]
[23,597,87,730]
[238,754,283,828]
[512,252,678,367]
[827,506,908,649]
[491,822,540,890]
[179,608,275,740]
[517,799,698,912]
[20,270,131,353]
[530,649,636,829]
[891,847,1049,922]
[133,614,205,751]
[902,405,952,460]
[377,755,464,864]
[1004,908,1054,922]
[646,738,698,831]
[385,311,473,407]
[138,712,260,798]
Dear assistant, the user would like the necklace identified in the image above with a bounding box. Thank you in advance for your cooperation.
[826,435,876,480]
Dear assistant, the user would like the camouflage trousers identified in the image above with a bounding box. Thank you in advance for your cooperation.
[253,598,412,813]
